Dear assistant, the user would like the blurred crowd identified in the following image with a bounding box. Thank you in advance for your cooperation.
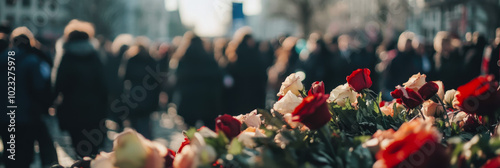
[0,19,500,167]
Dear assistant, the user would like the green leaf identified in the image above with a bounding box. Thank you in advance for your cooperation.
[228,138,243,155]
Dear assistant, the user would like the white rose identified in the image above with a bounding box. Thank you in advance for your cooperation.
[403,73,427,91]
[277,73,305,97]
[451,112,467,124]
[328,83,357,106]
[91,152,116,168]
[173,145,199,168]
[273,91,303,114]
[199,145,217,165]
[237,128,266,148]
[113,130,148,168]
[283,113,299,128]
[198,126,217,138]
[234,110,262,128]
[444,89,457,106]
[421,100,444,117]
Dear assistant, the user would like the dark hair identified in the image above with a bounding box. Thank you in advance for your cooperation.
[67,30,89,42]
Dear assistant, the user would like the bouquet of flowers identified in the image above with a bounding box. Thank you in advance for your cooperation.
[65,69,500,168]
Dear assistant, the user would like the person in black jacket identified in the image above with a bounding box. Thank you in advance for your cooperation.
[122,36,161,139]
[226,28,267,115]
[1,27,56,167]
[54,20,107,158]
[488,28,500,82]
[174,32,223,129]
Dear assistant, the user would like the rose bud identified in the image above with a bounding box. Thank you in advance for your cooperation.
[418,81,439,100]
[308,81,325,96]
[455,75,500,115]
[292,93,332,130]
[346,68,373,92]
[215,114,242,139]
[391,86,424,109]
[403,73,427,91]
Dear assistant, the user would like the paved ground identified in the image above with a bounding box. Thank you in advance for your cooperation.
[0,107,186,168]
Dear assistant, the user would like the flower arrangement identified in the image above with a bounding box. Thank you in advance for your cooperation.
[69,69,500,168]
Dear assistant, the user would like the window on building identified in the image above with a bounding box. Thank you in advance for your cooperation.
[6,0,17,6]
[22,0,31,7]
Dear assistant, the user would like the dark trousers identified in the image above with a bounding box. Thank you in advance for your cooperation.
[1,124,35,168]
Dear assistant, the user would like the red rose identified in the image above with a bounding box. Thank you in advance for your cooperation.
[347,68,372,92]
[483,156,500,168]
[308,81,325,96]
[215,114,242,139]
[292,93,332,130]
[391,86,424,109]
[177,138,190,153]
[418,81,439,100]
[164,148,176,168]
[375,120,449,168]
[455,75,500,115]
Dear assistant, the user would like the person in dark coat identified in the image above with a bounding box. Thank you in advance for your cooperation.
[174,32,223,129]
[226,28,267,115]
[462,32,487,83]
[1,27,56,167]
[54,20,107,158]
[122,36,161,139]
[106,34,133,132]
[489,28,500,81]
[386,32,421,90]
[433,31,464,90]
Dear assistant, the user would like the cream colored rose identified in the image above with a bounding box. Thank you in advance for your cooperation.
[198,126,217,138]
[421,100,444,117]
[173,145,199,168]
[238,128,266,148]
[380,105,394,117]
[91,152,116,168]
[451,112,467,124]
[273,91,303,114]
[328,83,357,106]
[277,73,305,97]
[434,81,445,99]
[444,89,457,107]
[113,130,148,168]
[173,132,213,168]
[283,113,299,128]
[452,91,461,109]
[199,146,217,165]
[234,110,262,128]
[403,73,427,91]
[115,130,168,168]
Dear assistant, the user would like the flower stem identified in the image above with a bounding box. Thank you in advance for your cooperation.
[318,125,335,156]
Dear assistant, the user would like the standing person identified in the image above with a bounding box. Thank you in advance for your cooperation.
[122,36,160,140]
[54,20,107,158]
[174,32,223,129]
[489,28,500,81]
[0,27,54,167]
[107,34,133,131]
[385,32,421,90]
[463,32,487,82]
[433,31,464,90]
[226,28,267,114]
